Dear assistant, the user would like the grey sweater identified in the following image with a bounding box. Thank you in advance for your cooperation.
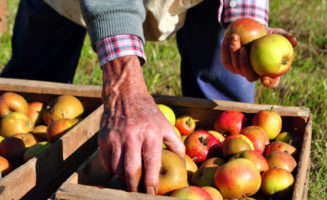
[80,0,146,48]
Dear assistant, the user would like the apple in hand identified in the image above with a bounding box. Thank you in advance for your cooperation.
[241,125,267,154]
[214,110,247,136]
[265,141,296,157]
[0,112,32,138]
[158,150,188,195]
[175,115,196,136]
[230,150,269,173]
[266,151,297,172]
[27,101,44,127]
[224,17,267,45]
[250,34,294,78]
[214,158,261,199]
[170,186,213,200]
[261,168,294,198]
[46,118,80,142]
[184,130,220,163]
[252,109,282,140]
[0,92,29,117]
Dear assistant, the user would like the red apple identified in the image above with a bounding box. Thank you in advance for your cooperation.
[0,112,32,138]
[224,18,267,45]
[0,92,29,117]
[208,130,225,144]
[230,150,269,173]
[184,130,220,163]
[214,110,247,136]
[0,136,26,165]
[201,186,223,200]
[241,126,267,154]
[170,186,213,200]
[252,109,282,140]
[175,115,196,136]
[261,168,294,198]
[46,118,79,142]
[266,151,297,172]
[214,158,261,199]
[27,101,44,127]
[0,155,12,176]
[265,141,296,157]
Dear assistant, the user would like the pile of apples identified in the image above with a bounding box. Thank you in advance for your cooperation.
[154,104,299,200]
[0,92,84,177]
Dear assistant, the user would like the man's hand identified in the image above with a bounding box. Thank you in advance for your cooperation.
[98,55,185,194]
[221,26,297,88]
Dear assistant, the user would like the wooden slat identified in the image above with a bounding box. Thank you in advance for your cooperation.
[55,182,182,200]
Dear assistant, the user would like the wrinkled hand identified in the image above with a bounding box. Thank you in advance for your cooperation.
[98,55,185,195]
[222,26,297,88]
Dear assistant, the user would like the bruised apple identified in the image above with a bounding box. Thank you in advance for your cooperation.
[158,150,188,195]
[214,110,247,136]
[27,101,44,127]
[43,95,84,125]
[0,112,32,138]
[224,18,267,45]
[0,92,29,117]
[46,118,80,142]
[170,186,213,200]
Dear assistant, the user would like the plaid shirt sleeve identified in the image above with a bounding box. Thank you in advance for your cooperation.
[219,0,269,26]
[96,35,146,66]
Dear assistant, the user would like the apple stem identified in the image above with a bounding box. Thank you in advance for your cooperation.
[270,106,274,112]
[282,57,287,65]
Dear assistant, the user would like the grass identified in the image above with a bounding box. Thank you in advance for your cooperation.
[0,0,326,199]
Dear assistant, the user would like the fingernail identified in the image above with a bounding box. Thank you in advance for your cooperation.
[146,186,155,195]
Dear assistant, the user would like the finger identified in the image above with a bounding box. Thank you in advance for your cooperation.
[124,138,142,192]
[98,132,112,172]
[163,126,185,160]
[221,37,234,73]
[239,47,259,82]
[110,137,125,177]
[261,76,281,88]
[229,34,242,74]
[142,136,162,195]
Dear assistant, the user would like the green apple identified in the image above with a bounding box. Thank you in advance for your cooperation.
[157,104,176,125]
[250,34,294,78]
[162,127,181,149]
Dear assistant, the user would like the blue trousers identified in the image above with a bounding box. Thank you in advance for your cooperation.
[1,0,254,103]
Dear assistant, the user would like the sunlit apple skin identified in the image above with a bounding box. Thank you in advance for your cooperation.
[265,141,296,157]
[201,186,223,200]
[46,118,79,142]
[241,125,270,145]
[214,158,261,199]
[184,130,220,163]
[157,104,176,125]
[12,132,37,148]
[0,155,12,176]
[0,112,32,138]
[175,115,196,136]
[241,126,267,154]
[261,168,294,197]
[185,154,198,182]
[208,130,225,145]
[0,92,29,117]
[266,151,297,172]
[214,110,247,136]
[32,125,48,141]
[230,150,269,173]
[224,18,267,45]
[0,136,26,165]
[27,101,44,127]
[252,109,282,140]
[170,186,213,200]
[250,34,294,78]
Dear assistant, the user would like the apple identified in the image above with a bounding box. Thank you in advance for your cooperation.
[224,17,267,45]
[43,95,84,125]
[12,132,37,148]
[158,150,188,195]
[222,137,252,158]
[23,141,51,162]
[185,154,198,182]
[241,126,267,154]
[266,151,297,172]
[261,168,294,198]
[27,101,44,127]
[0,155,12,176]
[0,136,26,165]
[191,164,218,187]
[157,104,176,125]
[175,115,196,136]
[265,141,296,157]
[0,92,29,117]
[32,125,48,141]
[170,186,213,200]
[230,150,269,173]
[200,157,225,168]
[208,130,225,145]
[214,110,247,136]
[0,112,32,138]
[250,34,294,78]
[0,135,4,143]
[275,131,299,146]
[214,158,261,199]
[184,130,220,163]
[252,109,282,140]
[46,118,80,142]
[201,186,223,200]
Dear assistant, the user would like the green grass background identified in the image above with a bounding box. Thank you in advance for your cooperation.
[0,0,326,198]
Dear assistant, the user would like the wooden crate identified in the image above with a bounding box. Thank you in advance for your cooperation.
[0,78,103,200]
[53,95,312,200]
